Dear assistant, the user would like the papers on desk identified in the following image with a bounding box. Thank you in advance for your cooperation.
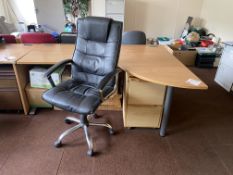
[0,55,16,62]
[186,79,201,86]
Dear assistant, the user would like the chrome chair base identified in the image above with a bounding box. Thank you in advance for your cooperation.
[54,115,114,156]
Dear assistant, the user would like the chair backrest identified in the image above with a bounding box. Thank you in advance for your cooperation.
[27,25,36,32]
[71,17,123,86]
[0,34,16,43]
[60,32,77,44]
[20,33,56,44]
[122,31,146,45]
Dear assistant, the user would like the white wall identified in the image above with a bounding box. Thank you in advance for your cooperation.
[174,0,203,38]
[200,0,233,41]
[124,0,204,38]
[14,0,37,24]
[34,0,65,33]
[91,0,106,17]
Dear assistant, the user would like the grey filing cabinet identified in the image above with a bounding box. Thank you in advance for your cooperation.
[215,42,233,92]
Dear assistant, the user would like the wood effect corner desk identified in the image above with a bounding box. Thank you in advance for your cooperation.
[14,44,208,137]
[0,44,35,110]
[119,45,207,136]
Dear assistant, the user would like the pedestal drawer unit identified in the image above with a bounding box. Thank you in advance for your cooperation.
[123,72,166,128]
[0,65,22,110]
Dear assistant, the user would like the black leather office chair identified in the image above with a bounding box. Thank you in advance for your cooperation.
[122,31,146,44]
[42,17,123,156]
[60,32,77,44]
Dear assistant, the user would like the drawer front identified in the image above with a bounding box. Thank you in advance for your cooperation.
[0,88,22,110]
[127,77,166,105]
[0,77,18,88]
[125,105,163,128]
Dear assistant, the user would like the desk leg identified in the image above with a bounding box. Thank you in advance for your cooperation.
[160,86,173,137]
[13,64,30,115]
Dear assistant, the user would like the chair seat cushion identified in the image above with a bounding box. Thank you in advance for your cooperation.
[42,79,113,114]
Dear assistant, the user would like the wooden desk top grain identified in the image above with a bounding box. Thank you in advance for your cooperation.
[119,45,208,90]
[0,44,34,64]
[17,44,75,64]
[16,44,208,90]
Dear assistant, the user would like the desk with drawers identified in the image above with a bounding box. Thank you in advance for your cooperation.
[0,44,34,110]
[119,45,207,136]
[1,44,208,136]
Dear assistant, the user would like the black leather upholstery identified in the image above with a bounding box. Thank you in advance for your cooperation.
[72,17,122,85]
[122,31,146,45]
[43,17,123,115]
[43,80,114,114]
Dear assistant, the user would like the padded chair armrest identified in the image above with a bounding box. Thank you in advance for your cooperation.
[98,68,122,90]
[78,68,121,101]
[45,59,73,87]
[45,59,73,78]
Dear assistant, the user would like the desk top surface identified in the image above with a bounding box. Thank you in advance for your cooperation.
[0,44,33,64]
[119,45,207,89]
[17,44,207,89]
[17,44,75,64]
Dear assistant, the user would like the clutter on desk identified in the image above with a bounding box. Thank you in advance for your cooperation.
[29,66,65,89]
[156,16,225,68]
[181,16,193,39]
[157,37,173,45]
[64,22,76,33]
[186,79,201,86]
[0,56,16,62]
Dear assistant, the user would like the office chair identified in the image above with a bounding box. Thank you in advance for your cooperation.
[122,31,146,44]
[27,25,36,32]
[20,33,56,43]
[42,17,123,156]
[60,32,77,44]
[0,34,16,43]
[119,31,147,97]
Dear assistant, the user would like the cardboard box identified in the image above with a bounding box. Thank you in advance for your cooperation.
[173,50,197,66]
[29,67,64,89]
[25,84,52,108]
[62,67,71,82]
